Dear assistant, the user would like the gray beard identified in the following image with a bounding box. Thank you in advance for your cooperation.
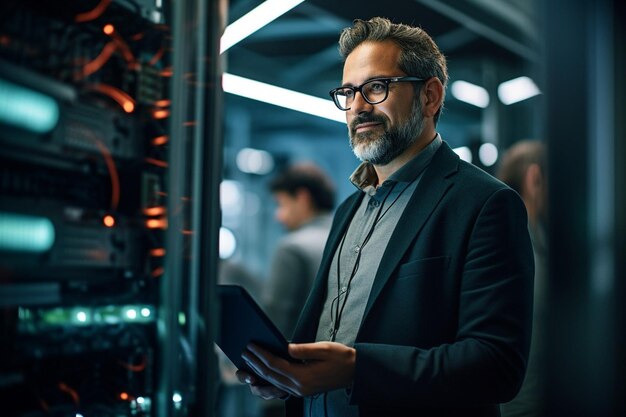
[350,100,425,166]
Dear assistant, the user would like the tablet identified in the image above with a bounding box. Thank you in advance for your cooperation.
[216,284,291,375]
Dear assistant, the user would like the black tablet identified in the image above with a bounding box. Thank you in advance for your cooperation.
[216,284,291,375]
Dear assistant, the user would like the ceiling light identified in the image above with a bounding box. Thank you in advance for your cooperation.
[236,147,275,175]
[219,227,237,259]
[220,180,243,211]
[453,146,472,163]
[451,80,490,108]
[478,143,498,166]
[220,0,306,53]
[498,76,541,105]
[222,73,345,123]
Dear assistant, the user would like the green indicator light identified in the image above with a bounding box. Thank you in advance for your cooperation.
[0,212,55,253]
[126,308,138,320]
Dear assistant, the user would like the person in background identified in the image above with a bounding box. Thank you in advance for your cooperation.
[498,140,548,417]
[259,163,335,417]
[263,162,336,340]
[237,17,534,417]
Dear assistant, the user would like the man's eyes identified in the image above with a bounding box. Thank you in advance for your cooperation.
[367,82,386,92]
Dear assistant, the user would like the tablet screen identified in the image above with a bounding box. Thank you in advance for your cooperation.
[216,284,290,374]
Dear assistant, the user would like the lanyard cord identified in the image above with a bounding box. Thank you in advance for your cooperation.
[329,179,414,342]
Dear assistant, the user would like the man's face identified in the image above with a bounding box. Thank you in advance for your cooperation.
[273,190,307,231]
[343,40,425,165]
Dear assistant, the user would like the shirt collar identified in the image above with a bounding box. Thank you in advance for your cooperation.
[349,134,443,195]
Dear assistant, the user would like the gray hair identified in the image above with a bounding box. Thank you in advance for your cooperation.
[338,17,448,124]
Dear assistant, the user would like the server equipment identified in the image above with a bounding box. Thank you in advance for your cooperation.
[0,1,223,416]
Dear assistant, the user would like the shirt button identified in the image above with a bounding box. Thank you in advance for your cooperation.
[370,199,380,207]
[354,245,360,253]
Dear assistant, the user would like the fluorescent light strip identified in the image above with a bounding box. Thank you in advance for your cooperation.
[0,212,55,253]
[451,80,490,108]
[498,76,541,105]
[0,79,60,133]
[220,0,306,54]
[222,73,346,123]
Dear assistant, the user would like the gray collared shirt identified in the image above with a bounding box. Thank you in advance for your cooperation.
[304,134,442,417]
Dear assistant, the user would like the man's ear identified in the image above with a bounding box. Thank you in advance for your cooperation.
[421,77,444,119]
[523,163,543,201]
[295,188,313,206]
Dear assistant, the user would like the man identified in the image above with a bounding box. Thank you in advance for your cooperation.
[497,140,548,417]
[238,17,534,417]
[264,162,336,340]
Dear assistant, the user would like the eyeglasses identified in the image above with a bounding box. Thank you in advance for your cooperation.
[329,76,425,111]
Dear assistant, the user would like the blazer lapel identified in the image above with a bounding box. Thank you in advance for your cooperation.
[360,143,460,325]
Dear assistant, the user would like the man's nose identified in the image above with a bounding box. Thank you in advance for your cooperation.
[349,90,373,114]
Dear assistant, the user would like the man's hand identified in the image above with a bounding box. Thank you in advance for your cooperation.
[235,370,290,400]
[238,341,356,398]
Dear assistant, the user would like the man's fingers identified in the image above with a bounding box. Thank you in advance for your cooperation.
[235,370,256,385]
[238,369,290,400]
[288,342,333,360]
[288,343,314,360]
[250,384,289,400]
[242,346,304,396]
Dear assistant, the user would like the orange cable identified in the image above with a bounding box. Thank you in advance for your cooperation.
[75,0,112,22]
[89,134,121,211]
[118,355,147,372]
[148,46,166,66]
[85,83,136,113]
[82,41,117,77]
[58,382,80,405]
[145,158,168,168]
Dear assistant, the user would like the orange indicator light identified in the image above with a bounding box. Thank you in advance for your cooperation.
[103,215,116,227]
[152,109,169,119]
[151,135,168,146]
[123,101,135,113]
[150,248,166,257]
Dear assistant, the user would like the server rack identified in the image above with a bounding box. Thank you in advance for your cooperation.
[0,0,223,416]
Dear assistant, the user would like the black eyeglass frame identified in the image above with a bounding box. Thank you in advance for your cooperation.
[329,76,425,111]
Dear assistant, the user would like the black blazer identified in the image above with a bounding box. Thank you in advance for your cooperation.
[287,142,534,417]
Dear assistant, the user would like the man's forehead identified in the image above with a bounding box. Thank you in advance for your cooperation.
[341,40,402,84]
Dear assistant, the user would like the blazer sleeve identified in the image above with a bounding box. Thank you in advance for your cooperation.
[350,187,535,407]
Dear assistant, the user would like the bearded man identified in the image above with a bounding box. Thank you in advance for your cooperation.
[237,17,534,417]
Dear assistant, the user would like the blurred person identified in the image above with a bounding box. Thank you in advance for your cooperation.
[497,140,548,417]
[237,17,534,417]
[263,163,336,340]
[259,163,335,417]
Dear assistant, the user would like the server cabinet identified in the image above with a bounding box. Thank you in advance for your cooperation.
[0,1,223,416]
